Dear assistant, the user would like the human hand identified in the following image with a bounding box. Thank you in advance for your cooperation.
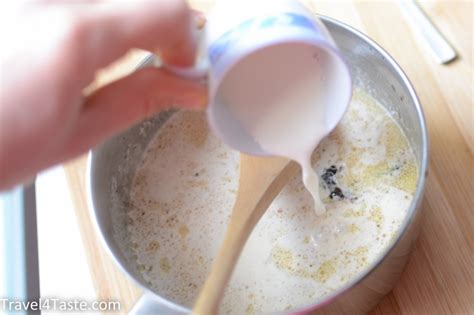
[0,0,207,190]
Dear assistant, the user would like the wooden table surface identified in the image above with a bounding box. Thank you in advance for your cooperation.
[63,1,473,314]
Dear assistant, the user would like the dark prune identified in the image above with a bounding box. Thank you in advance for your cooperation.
[321,165,338,188]
[321,165,345,201]
[329,187,345,200]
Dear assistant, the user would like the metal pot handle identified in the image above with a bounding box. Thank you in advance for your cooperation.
[129,292,187,315]
[0,183,40,306]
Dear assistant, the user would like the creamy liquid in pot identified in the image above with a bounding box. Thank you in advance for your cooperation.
[127,90,418,314]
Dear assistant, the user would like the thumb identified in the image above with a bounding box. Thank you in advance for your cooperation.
[66,66,207,157]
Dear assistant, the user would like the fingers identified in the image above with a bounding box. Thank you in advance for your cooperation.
[69,0,199,78]
[65,67,207,157]
[46,1,208,162]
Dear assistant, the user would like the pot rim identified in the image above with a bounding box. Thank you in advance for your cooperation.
[86,14,429,314]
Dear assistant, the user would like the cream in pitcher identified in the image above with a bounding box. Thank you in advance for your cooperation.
[166,0,352,215]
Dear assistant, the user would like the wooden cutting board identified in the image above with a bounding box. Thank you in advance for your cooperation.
[63,1,474,314]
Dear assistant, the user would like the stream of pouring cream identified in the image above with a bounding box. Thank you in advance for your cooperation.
[217,43,332,215]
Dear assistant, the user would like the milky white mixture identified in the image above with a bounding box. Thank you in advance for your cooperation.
[127,90,418,314]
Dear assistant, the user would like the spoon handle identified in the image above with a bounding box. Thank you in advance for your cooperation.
[192,155,298,315]
[399,0,457,64]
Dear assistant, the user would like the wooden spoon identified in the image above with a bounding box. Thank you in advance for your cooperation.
[192,154,299,315]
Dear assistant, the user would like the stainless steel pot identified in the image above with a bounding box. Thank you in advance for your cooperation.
[87,16,428,315]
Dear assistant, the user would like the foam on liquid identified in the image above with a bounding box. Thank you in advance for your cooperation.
[216,43,340,214]
[127,90,418,314]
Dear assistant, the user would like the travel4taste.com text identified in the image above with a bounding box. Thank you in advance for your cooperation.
[1,298,120,312]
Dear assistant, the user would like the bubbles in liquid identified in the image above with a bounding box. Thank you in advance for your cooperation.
[310,222,345,249]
